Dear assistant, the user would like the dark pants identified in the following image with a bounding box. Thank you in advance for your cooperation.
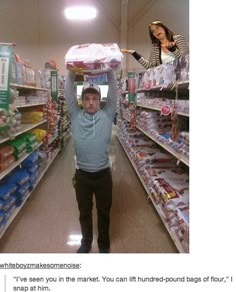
[74,167,112,250]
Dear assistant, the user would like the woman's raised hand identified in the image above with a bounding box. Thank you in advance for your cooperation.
[121,48,135,54]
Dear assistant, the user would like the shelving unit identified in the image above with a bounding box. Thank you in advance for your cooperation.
[0,147,60,239]
[117,133,186,253]
[0,119,47,144]
[10,83,49,91]
[136,103,189,117]
[0,141,43,180]
[0,74,61,240]
[57,89,71,149]
[117,61,189,253]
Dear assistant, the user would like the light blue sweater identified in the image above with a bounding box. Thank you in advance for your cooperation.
[64,70,118,172]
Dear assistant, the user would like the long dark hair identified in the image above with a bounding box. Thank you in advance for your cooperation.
[148,21,174,46]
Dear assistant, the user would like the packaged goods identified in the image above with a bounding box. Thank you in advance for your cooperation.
[20,111,43,123]
[0,155,16,172]
[0,183,17,201]
[0,145,15,163]
[30,129,47,141]
[7,168,29,187]
[17,182,30,197]
[21,152,39,168]
[65,43,123,74]
[1,196,16,212]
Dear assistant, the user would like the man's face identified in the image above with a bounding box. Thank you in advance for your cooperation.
[82,93,100,114]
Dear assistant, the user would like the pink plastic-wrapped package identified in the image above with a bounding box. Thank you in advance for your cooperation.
[65,43,123,74]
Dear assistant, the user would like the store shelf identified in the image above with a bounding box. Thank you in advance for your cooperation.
[136,84,173,93]
[175,80,189,88]
[0,141,43,180]
[116,133,185,253]
[136,102,189,117]
[136,80,189,93]
[0,148,60,240]
[0,119,48,144]
[16,102,46,108]
[136,125,189,166]
[122,116,189,166]
[116,134,150,195]
[48,134,58,145]
[148,195,186,253]
[10,83,49,91]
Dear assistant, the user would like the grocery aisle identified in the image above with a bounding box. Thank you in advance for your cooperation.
[0,128,177,253]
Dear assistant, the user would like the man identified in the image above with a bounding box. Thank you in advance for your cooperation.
[65,68,118,253]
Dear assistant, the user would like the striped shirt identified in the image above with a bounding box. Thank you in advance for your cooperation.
[132,35,189,69]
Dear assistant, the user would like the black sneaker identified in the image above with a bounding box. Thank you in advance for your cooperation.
[76,245,91,253]
[99,248,110,253]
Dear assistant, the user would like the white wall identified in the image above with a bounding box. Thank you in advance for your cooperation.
[0,0,189,75]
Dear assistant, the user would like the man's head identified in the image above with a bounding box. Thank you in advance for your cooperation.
[81,83,101,114]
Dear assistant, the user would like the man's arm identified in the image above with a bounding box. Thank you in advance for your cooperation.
[64,70,80,120]
[103,69,118,119]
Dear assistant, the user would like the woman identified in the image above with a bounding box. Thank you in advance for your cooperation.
[121,20,189,69]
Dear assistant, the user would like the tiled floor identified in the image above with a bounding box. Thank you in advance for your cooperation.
[0,129,177,253]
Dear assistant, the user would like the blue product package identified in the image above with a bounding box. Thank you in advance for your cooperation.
[7,168,29,187]
[5,204,16,222]
[17,182,30,197]
[21,152,39,168]
[27,164,39,174]
[2,196,16,213]
[0,183,17,201]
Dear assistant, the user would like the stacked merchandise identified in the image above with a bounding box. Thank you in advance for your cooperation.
[0,145,15,174]
[0,166,30,230]
[142,163,189,252]
[11,51,54,90]
[177,132,189,159]
[57,94,70,149]
[136,92,189,116]
[117,118,189,252]
[135,109,188,161]
[20,108,44,124]
[137,110,172,134]
[0,181,18,233]
[43,98,59,159]
[8,136,27,161]
[0,88,22,141]
[117,54,189,252]
[0,44,63,238]
[20,132,38,153]
[11,53,36,86]
[137,54,189,91]
[139,63,176,90]
[21,152,39,191]
[173,55,189,82]
[0,132,40,174]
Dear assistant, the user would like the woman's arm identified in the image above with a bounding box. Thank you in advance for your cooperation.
[121,45,161,69]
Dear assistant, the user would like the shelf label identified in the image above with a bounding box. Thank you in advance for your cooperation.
[160,105,171,116]
[50,70,58,101]
[0,44,12,130]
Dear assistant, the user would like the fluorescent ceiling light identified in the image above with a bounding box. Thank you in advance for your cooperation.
[64,5,97,20]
